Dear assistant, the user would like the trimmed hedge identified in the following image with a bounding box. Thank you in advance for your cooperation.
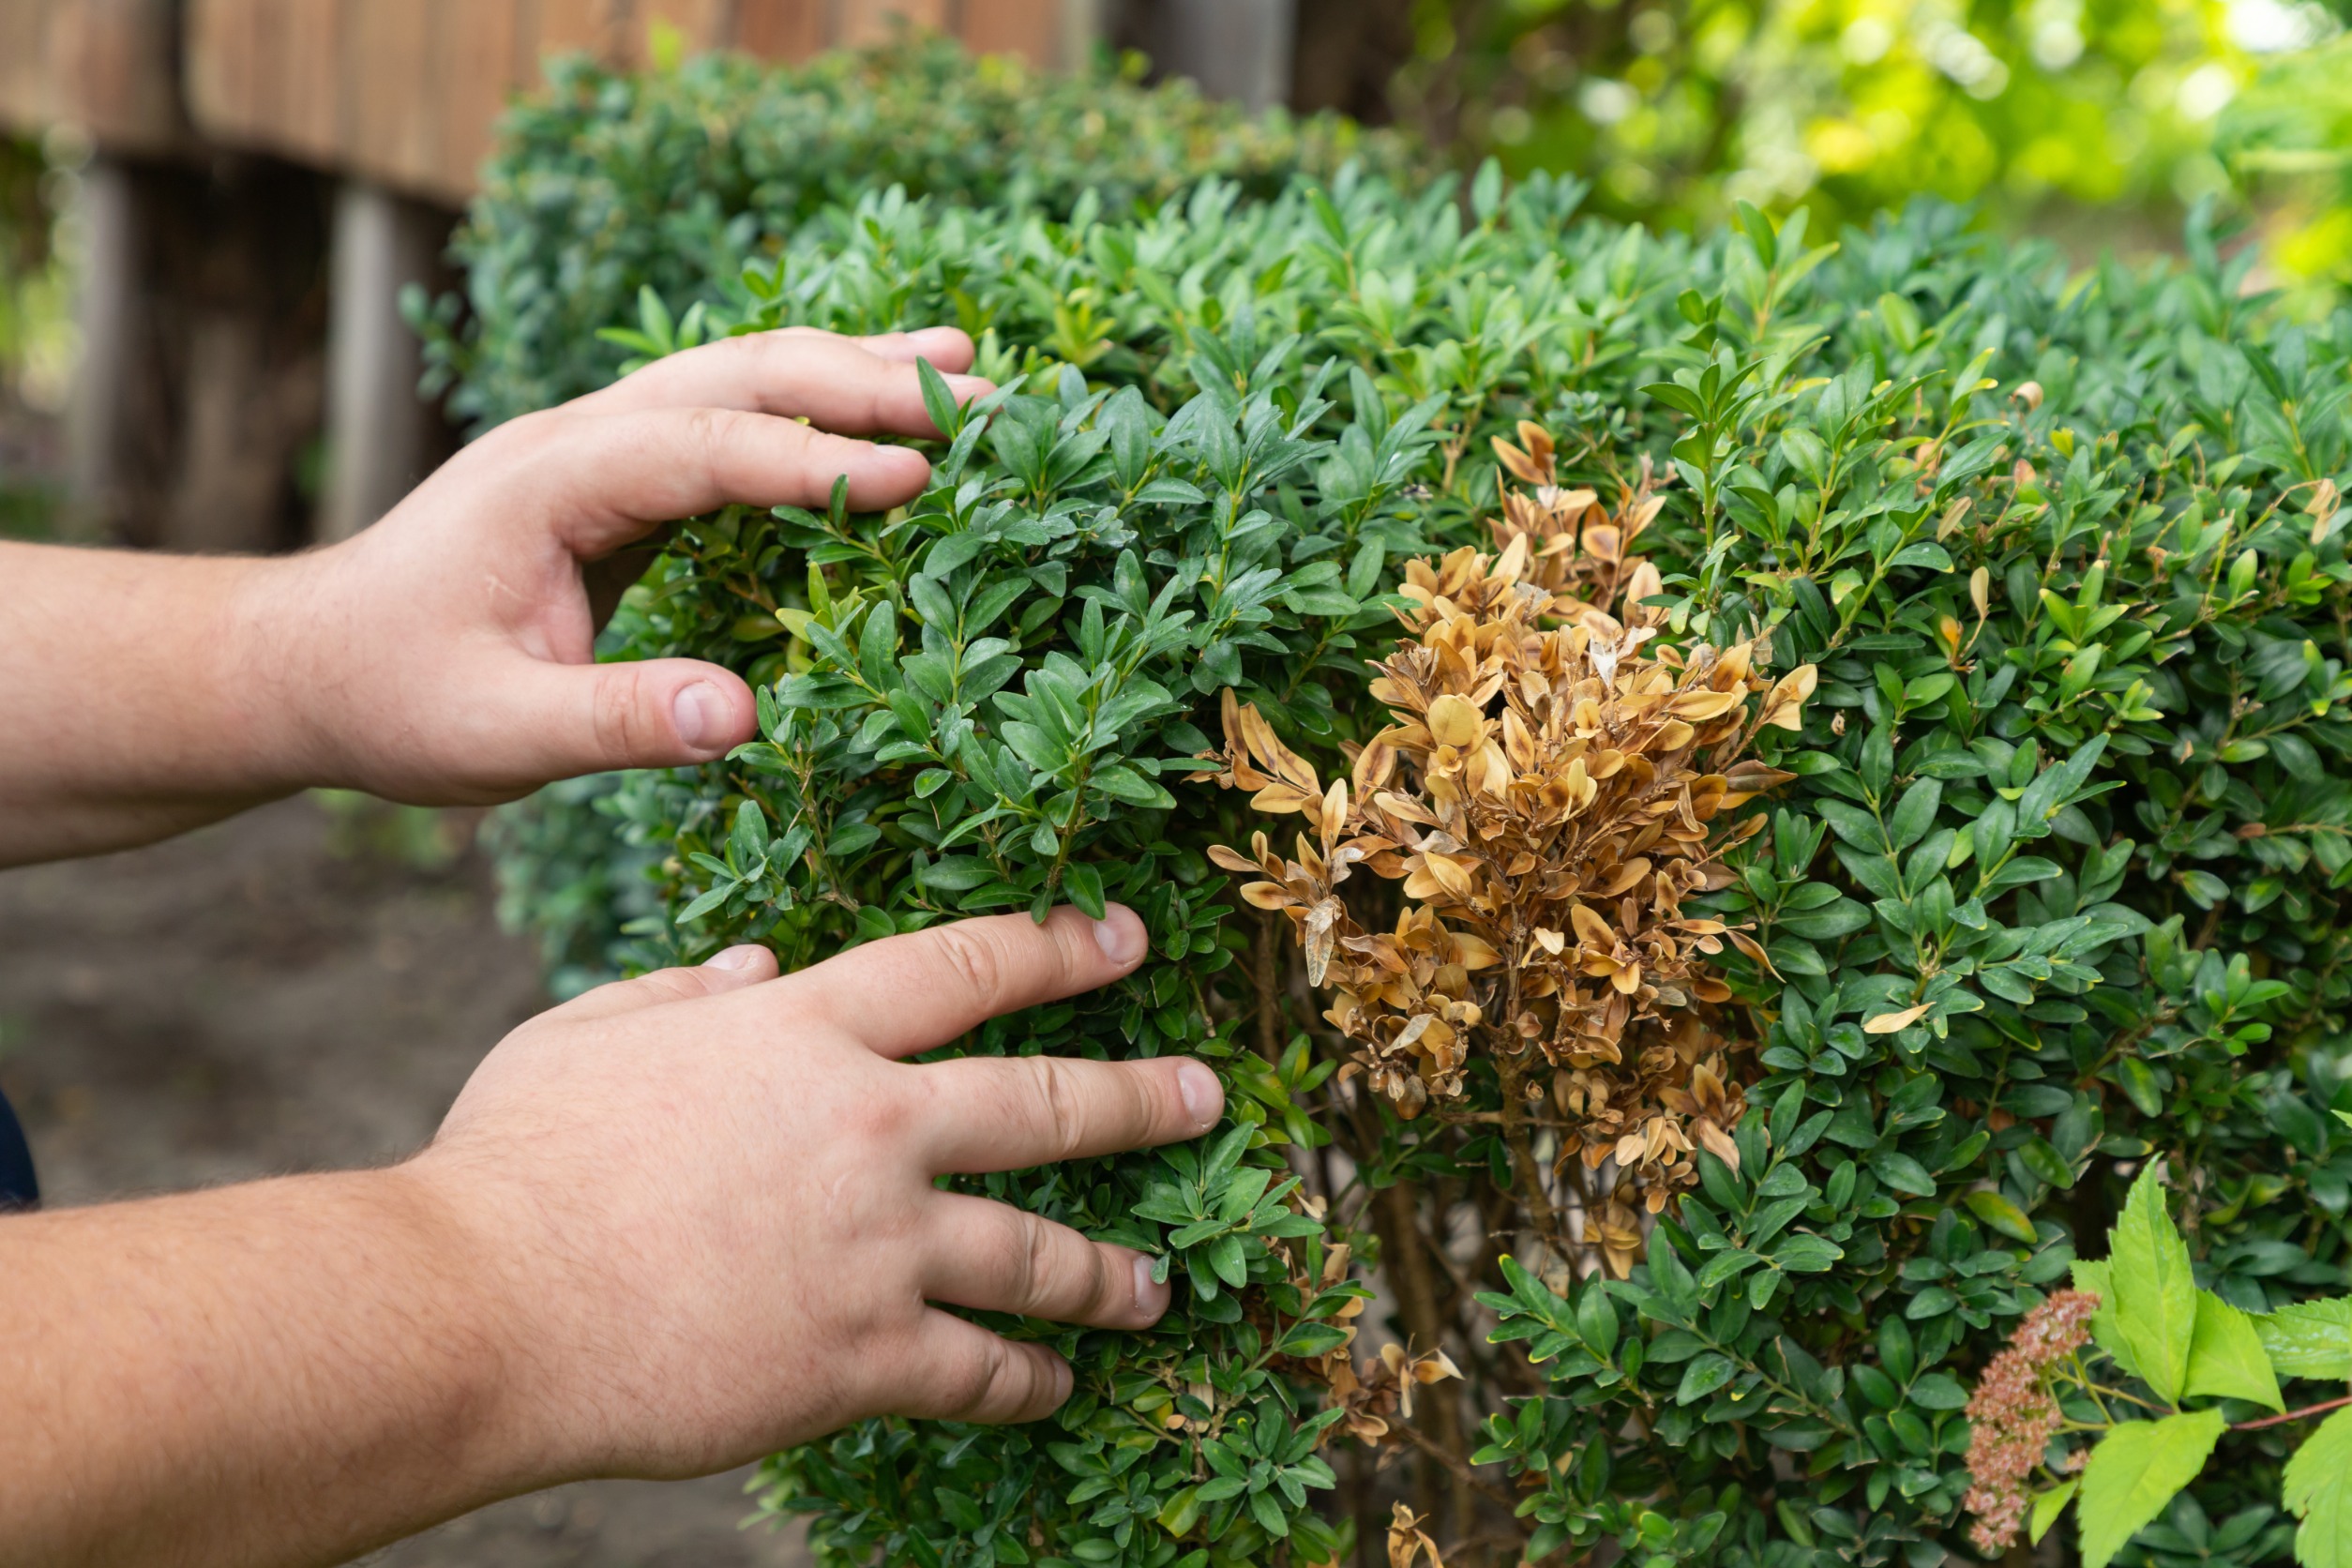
[466,69,2352,1568]
[415,35,1416,434]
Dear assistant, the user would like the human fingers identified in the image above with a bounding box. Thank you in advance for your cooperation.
[912,1054,1221,1173]
[777,905,1149,1060]
[577,327,988,435]
[921,1194,1169,1329]
[535,944,780,1024]
[437,655,757,791]
[894,1312,1074,1425]
[501,406,936,562]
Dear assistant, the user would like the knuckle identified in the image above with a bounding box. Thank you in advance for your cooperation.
[848,1080,917,1149]
[998,1208,1050,1310]
[683,405,735,474]
[589,663,654,762]
[1029,1057,1088,1163]
[939,1334,1009,1419]
[932,925,1010,1016]
[629,966,714,1006]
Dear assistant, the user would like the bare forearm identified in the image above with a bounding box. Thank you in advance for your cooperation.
[0,542,318,864]
[0,1171,536,1568]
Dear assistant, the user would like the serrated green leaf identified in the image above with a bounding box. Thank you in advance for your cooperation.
[2073,1259,2144,1381]
[2076,1409,2226,1568]
[2032,1480,2077,1546]
[2108,1166,2197,1402]
[2184,1289,2284,1411]
[2284,1406,2352,1568]
[2257,1297,2352,1380]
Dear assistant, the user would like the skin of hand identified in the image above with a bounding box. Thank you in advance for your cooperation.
[0,325,988,865]
[0,905,1217,1568]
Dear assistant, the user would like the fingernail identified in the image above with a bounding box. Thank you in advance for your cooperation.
[704,944,761,971]
[1048,1357,1075,1407]
[1176,1061,1223,1130]
[1091,906,1145,966]
[1133,1254,1168,1319]
[672,682,726,750]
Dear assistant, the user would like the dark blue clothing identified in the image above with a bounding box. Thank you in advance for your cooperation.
[0,1086,37,1211]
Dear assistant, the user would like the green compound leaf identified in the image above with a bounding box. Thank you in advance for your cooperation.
[2077,1409,2227,1568]
[2284,1406,2352,1568]
[2258,1297,2352,1380]
[2073,1259,2147,1383]
[2108,1166,2198,1403]
[2185,1289,2284,1410]
[2032,1480,2078,1546]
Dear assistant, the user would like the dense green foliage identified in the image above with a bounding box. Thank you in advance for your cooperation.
[470,139,2352,1563]
[1392,0,2289,229]
[413,35,1415,433]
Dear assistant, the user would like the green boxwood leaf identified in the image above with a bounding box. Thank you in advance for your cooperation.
[1966,1189,2040,1244]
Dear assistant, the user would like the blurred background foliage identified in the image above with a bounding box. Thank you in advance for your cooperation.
[11,1,2352,473]
[1383,0,2352,287]
[0,132,66,539]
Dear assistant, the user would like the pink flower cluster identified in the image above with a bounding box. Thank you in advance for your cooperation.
[1962,1290,2100,1555]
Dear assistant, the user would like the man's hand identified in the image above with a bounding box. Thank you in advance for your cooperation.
[0,326,988,863]
[420,904,1214,1475]
[0,906,1217,1568]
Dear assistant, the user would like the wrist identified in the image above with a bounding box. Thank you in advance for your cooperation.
[386,1150,594,1491]
[216,548,352,794]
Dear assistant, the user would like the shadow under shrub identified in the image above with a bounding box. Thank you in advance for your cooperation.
[475,134,2352,1568]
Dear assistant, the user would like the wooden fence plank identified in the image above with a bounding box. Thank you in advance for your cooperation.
[734,0,825,60]
[341,0,439,192]
[434,0,523,199]
[533,0,630,64]
[175,0,1071,202]
[958,0,1059,63]
[834,0,951,49]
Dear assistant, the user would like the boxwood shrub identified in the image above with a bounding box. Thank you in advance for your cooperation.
[415,34,1416,436]
[469,119,2352,1568]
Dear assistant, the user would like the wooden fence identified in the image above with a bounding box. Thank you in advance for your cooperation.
[1,0,1078,201]
[0,0,182,154]
[182,0,1078,205]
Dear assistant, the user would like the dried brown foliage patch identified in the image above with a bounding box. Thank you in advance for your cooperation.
[1208,426,1814,1275]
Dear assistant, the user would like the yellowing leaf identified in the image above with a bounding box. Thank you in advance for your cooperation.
[1451,932,1502,969]
[1965,1189,2040,1244]
[1240,882,1297,911]
[1426,693,1482,748]
[1862,1003,1929,1034]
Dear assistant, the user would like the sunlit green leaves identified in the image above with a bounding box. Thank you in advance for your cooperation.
[2185,1292,2285,1412]
[2110,1168,2201,1404]
[2078,1410,2229,1568]
[2284,1408,2352,1568]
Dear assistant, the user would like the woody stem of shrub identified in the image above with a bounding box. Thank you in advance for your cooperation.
[1366,1159,1470,1533]
[2230,1391,2352,1431]
[1253,911,1284,1061]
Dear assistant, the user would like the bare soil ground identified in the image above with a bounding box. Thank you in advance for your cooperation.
[0,795,808,1568]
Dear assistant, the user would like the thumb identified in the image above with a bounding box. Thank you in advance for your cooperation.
[500,656,757,780]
